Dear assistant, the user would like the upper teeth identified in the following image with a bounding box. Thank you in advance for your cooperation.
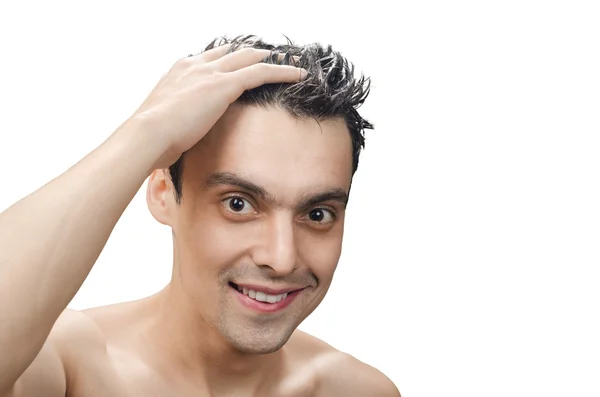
[238,285,288,303]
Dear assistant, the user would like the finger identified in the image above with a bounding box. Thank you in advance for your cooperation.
[212,48,273,73]
[266,52,302,66]
[229,63,307,92]
[290,55,301,66]
[194,43,233,63]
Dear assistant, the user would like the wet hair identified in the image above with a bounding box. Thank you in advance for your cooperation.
[169,34,373,203]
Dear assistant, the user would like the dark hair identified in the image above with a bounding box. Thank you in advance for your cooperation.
[169,34,373,203]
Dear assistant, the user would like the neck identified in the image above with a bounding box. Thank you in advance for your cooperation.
[137,283,284,393]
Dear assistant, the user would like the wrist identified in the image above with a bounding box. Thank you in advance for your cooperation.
[112,115,171,175]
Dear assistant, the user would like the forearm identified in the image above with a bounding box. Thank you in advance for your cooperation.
[0,120,162,388]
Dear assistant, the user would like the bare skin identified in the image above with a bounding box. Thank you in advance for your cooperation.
[0,45,400,397]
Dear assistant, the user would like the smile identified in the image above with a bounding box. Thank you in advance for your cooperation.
[234,284,288,303]
[229,282,303,313]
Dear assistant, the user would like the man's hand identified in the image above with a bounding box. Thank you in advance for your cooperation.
[128,45,307,170]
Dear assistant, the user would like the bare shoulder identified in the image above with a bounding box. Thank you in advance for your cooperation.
[40,308,112,368]
[47,308,111,376]
[51,308,108,343]
[288,331,400,397]
[317,352,400,397]
[8,309,108,397]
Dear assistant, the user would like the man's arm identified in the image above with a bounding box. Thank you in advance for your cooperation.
[0,124,163,396]
[318,352,401,397]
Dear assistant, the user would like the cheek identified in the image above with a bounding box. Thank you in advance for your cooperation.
[297,228,344,284]
[175,207,249,275]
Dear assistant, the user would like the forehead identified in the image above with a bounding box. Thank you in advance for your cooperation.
[185,104,353,195]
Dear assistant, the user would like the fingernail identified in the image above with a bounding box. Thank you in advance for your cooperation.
[300,69,308,79]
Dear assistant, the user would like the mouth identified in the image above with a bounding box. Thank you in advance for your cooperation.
[228,282,303,313]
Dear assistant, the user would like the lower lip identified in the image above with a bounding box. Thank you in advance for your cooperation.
[231,286,302,313]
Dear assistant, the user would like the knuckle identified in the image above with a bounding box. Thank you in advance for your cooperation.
[202,71,231,91]
[236,47,255,56]
[174,56,195,70]
[184,63,213,79]
[208,69,226,82]
[252,62,270,73]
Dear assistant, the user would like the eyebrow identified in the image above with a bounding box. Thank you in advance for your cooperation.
[204,171,349,210]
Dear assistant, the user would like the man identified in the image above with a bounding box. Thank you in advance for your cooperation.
[0,35,400,396]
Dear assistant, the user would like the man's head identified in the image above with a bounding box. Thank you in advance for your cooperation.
[147,35,372,354]
[169,35,372,203]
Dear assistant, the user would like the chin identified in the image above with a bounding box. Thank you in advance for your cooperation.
[234,342,285,355]
[225,328,293,355]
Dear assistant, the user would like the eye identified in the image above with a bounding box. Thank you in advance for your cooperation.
[306,208,335,224]
[222,196,256,215]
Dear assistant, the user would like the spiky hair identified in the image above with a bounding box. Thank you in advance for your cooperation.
[169,34,373,203]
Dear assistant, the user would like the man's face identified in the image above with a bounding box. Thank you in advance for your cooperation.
[157,104,353,354]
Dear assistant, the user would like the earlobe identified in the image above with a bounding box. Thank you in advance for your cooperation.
[146,169,173,226]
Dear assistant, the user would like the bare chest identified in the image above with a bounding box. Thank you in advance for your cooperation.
[68,375,317,397]
[66,351,318,397]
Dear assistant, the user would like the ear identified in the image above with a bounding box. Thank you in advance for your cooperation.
[146,169,175,226]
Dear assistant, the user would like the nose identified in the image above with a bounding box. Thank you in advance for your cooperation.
[251,213,297,276]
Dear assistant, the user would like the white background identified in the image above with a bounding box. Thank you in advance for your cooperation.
[1,1,599,396]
